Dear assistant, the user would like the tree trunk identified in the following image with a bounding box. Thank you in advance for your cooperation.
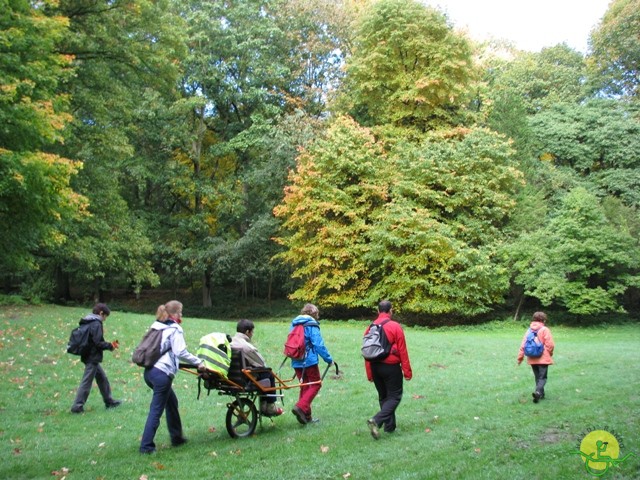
[514,293,525,321]
[54,266,71,301]
[202,270,212,307]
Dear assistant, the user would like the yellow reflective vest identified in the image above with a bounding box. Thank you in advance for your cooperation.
[197,332,231,377]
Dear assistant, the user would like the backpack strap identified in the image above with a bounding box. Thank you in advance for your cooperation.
[536,326,547,341]
[160,325,178,358]
[303,320,319,354]
[374,319,391,340]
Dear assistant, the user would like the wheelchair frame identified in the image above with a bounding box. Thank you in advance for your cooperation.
[180,353,339,438]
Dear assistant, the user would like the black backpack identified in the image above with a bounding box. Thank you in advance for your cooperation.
[361,319,392,361]
[67,323,92,356]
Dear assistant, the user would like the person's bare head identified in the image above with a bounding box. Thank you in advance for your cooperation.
[157,300,183,321]
[301,303,319,320]
[237,319,255,334]
[532,311,547,323]
[378,300,392,314]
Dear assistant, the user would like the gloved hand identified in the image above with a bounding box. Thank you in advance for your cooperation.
[197,362,207,372]
[111,340,119,350]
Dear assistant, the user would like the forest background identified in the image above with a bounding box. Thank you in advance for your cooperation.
[2,0,639,324]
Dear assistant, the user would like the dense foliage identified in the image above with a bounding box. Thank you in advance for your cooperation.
[339,0,475,131]
[1,0,638,319]
[1,0,84,277]
[588,0,640,99]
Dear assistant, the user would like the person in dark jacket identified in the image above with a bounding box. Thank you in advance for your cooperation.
[289,303,333,425]
[364,300,412,439]
[70,303,121,413]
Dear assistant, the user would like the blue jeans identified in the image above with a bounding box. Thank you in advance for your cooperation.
[370,362,403,432]
[140,367,184,453]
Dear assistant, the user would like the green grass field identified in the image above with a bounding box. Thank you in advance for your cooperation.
[1,305,638,479]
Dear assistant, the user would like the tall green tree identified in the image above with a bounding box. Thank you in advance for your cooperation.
[274,0,527,315]
[530,99,640,208]
[507,187,640,314]
[338,0,475,131]
[166,0,291,305]
[486,44,587,117]
[230,110,324,300]
[275,0,353,115]
[275,119,524,314]
[364,128,523,315]
[164,0,350,305]
[46,0,184,299]
[588,0,640,99]
[274,115,389,306]
[0,0,85,278]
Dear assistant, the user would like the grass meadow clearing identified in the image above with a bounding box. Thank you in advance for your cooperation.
[0,304,638,480]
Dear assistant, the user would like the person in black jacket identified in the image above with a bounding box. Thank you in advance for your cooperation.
[70,303,121,413]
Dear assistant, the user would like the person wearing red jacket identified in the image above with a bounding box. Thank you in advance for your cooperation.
[365,300,412,440]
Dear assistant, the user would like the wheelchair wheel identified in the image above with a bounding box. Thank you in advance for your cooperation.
[225,398,258,438]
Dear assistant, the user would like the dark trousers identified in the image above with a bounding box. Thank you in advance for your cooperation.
[140,367,184,453]
[72,362,114,410]
[531,364,549,397]
[371,362,403,432]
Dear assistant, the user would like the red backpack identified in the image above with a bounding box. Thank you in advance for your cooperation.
[283,324,307,360]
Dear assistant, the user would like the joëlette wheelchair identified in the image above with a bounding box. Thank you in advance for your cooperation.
[180,350,339,438]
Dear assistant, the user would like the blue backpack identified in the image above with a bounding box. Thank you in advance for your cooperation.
[523,328,544,357]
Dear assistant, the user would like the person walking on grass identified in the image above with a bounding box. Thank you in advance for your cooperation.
[70,303,121,413]
[517,311,555,403]
[139,301,205,454]
[365,300,412,440]
[289,303,333,425]
[231,319,283,416]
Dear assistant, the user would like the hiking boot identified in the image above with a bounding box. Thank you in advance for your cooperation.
[292,405,308,424]
[106,400,122,409]
[532,391,541,403]
[367,419,380,440]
